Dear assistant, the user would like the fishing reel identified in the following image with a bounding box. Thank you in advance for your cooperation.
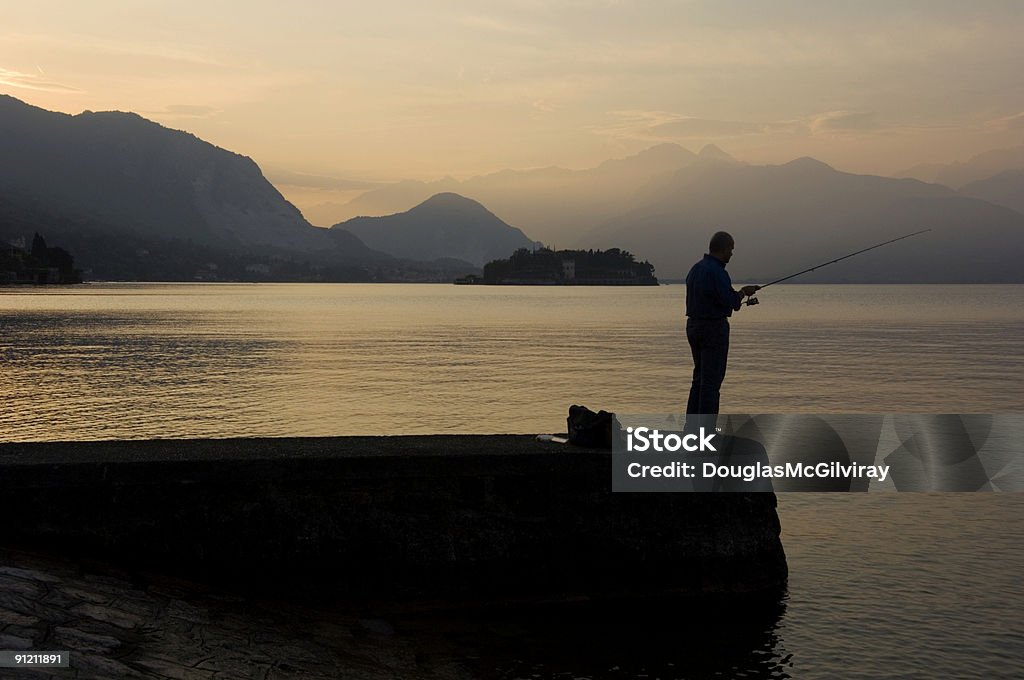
[744,296,759,306]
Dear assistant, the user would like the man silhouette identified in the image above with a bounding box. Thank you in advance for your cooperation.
[685,231,759,417]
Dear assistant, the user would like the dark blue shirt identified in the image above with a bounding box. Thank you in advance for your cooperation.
[685,254,742,319]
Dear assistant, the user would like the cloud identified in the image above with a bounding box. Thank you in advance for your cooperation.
[264,168,380,191]
[4,32,227,70]
[0,67,83,93]
[165,104,218,116]
[455,14,547,39]
[809,110,878,134]
[146,104,221,119]
[651,117,763,137]
[987,111,1024,130]
[594,110,764,142]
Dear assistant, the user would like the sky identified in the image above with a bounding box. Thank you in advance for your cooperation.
[3,0,1024,210]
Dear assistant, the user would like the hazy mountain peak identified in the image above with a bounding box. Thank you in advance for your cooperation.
[333,193,534,266]
[597,143,696,171]
[698,144,736,162]
[413,192,489,213]
[638,143,696,160]
[780,156,835,172]
[959,167,1024,214]
[897,143,1024,188]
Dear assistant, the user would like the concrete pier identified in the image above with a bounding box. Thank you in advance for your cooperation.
[0,436,787,602]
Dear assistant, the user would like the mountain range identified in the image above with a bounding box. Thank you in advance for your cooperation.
[898,144,1024,189]
[0,95,327,252]
[586,156,1024,281]
[959,169,1024,215]
[3,94,1023,283]
[330,143,730,245]
[330,143,1024,282]
[0,95,473,281]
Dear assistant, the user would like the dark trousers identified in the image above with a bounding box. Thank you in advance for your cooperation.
[686,318,730,415]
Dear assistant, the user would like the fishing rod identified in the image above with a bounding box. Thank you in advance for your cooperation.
[744,228,932,306]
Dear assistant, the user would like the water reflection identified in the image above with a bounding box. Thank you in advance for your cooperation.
[1,310,290,441]
[3,284,1024,441]
[403,595,792,680]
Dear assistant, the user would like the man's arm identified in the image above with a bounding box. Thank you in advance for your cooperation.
[713,268,744,311]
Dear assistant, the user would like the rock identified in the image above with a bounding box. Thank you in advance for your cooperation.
[71,603,145,629]
[53,626,122,654]
[356,618,396,636]
[0,607,39,627]
[0,633,33,649]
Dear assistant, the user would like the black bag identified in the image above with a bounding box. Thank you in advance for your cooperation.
[567,404,616,448]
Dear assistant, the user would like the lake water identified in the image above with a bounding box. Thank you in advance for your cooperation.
[3,283,1023,441]
[2,283,1023,678]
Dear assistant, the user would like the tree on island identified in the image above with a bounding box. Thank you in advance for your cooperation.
[482,246,657,285]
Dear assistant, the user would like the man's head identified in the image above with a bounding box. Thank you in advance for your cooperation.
[709,231,735,263]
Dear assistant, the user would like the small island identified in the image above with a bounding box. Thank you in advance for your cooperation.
[478,247,658,285]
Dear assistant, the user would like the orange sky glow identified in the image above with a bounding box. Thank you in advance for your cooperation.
[3,1,1023,218]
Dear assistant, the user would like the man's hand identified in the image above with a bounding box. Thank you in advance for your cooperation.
[740,285,761,297]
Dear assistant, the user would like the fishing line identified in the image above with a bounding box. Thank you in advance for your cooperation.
[744,228,932,306]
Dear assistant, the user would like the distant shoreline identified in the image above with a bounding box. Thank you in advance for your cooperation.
[5,280,1021,287]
